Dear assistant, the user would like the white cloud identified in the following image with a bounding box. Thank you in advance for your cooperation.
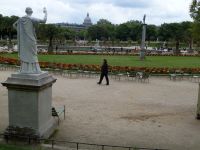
[0,0,193,25]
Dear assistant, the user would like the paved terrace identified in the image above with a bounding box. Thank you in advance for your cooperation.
[0,71,200,150]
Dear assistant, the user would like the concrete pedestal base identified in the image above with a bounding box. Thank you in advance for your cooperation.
[140,50,146,60]
[197,84,200,120]
[2,72,57,138]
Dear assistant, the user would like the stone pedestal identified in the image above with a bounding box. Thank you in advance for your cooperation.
[1,72,57,138]
[140,24,146,60]
[197,83,200,119]
[140,50,146,60]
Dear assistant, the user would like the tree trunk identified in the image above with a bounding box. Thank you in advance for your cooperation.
[166,41,168,49]
[48,37,53,53]
[175,40,180,55]
[188,38,193,53]
[8,30,13,50]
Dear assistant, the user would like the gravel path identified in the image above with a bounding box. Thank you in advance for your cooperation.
[0,71,200,150]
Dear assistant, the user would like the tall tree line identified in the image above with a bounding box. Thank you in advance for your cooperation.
[190,0,200,46]
[0,15,194,45]
[0,0,199,52]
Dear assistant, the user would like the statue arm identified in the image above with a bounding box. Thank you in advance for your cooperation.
[31,7,47,23]
[42,7,47,23]
[13,20,18,30]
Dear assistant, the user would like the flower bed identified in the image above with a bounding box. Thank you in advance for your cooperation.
[1,56,200,74]
[0,56,19,65]
[0,51,200,57]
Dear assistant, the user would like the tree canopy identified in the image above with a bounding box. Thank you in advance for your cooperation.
[190,0,200,22]
[190,0,200,46]
[0,3,199,52]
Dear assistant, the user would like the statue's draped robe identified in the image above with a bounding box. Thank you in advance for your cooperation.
[17,16,41,73]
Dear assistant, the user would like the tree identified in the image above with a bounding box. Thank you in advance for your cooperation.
[125,20,142,41]
[146,25,158,42]
[181,21,193,51]
[115,24,130,41]
[190,0,200,22]
[87,25,102,40]
[76,30,86,40]
[192,21,200,45]
[97,19,112,25]
[38,24,59,52]
[158,23,184,54]
[86,19,115,41]
[1,15,18,48]
[98,19,115,41]
[0,14,3,39]
[190,0,200,46]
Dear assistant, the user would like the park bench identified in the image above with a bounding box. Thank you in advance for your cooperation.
[52,105,66,125]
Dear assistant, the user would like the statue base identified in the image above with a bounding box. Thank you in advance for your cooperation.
[140,50,146,60]
[197,83,200,120]
[2,72,57,138]
[196,114,200,120]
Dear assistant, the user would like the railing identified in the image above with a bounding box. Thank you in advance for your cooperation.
[0,133,168,150]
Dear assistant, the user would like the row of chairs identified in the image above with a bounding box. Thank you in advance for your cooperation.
[41,66,150,82]
[169,70,200,82]
[0,63,151,82]
[46,68,150,82]
[44,68,100,78]
[111,71,150,82]
[0,63,20,71]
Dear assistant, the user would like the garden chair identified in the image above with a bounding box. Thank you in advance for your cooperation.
[52,105,66,125]
[127,71,137,80]
[137,72,150,82]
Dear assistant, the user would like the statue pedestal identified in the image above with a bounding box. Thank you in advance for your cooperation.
[140,50,146,60]
[2,72,57,138]
[197,83,200,120]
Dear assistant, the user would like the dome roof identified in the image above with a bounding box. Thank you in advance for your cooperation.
[83,13,92,27]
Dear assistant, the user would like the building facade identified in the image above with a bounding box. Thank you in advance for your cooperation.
[55,13,93,31]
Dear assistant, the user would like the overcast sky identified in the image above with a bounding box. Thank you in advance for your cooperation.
[0,0,193,25]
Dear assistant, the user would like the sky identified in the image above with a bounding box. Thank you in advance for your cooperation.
[0,0,193,25]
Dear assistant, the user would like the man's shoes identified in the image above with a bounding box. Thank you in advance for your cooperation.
[106,83,109,85]
[97,82,101,84]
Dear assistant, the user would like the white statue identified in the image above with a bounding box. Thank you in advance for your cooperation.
[143,14,146,24]
[13,7,47,74]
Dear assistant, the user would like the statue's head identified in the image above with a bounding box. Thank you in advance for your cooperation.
[25,7,33,15]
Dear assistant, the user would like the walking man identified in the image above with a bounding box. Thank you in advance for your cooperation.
[97,59,109,85]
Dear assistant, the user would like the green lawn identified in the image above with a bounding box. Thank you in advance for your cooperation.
[0,53,199,68]
[0,144,33,150]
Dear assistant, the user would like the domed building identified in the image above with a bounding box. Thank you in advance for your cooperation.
[55,13,93,31]
[83,13,93,27]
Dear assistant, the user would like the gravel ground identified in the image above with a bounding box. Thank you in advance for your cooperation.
[0,71,200,150]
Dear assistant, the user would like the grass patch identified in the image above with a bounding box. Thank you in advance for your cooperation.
[0,144,33,150]
[0,53,199,68]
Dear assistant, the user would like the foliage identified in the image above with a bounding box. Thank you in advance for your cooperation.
[0,144,33,150]
[87,19,115,41]
[190,0,200,22]
[37,24,60,52]
[0,10,198,51]
[146,24,158,42]
[0,14,18,49]
[158,22,193,53]
[126,20,142,41]
[192,22,200,45]
[115,23,130,41]
[190,0,200,45]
